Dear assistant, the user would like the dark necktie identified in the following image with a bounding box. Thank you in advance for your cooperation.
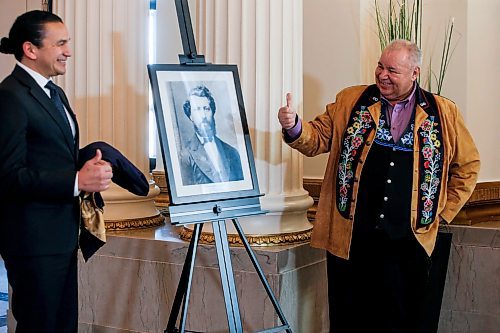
[45,81,71,130]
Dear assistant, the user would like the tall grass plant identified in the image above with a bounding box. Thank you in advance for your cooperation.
[374,0,456,95]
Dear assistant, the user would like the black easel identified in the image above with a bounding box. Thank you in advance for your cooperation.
[44,0,53,13]
[164,1,292,332]
[165,213,292,333]
[175,0,206,65]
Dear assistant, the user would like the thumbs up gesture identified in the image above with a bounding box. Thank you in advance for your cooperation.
[78,149,113,192]
[278,93,297,130]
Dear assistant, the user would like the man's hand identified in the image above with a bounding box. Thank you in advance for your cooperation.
[78,149,113,192]
[278,93,297,130]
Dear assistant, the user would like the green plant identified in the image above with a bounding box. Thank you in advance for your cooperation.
[433,18,455,95]
[374,0,456,95]
[375,0,421,51]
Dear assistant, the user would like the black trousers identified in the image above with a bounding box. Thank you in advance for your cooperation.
[3,250,78,333]
[327,231,431,333]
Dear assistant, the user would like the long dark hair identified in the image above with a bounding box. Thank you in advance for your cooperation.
[0,10,63,61]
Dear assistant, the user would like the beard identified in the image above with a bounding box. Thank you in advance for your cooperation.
[194,119,216,140]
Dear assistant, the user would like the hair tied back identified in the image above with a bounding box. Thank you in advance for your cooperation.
[0,37,15,54]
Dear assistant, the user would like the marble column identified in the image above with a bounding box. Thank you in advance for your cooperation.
[177,0,313,244]
[54,0,163,229]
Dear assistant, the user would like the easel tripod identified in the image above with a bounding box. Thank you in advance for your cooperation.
[160,1,292,331]
[165,215,292,333]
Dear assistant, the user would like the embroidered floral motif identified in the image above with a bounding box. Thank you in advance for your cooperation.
[375,119,392,141]
[337,106,373,212]
[334,85,444,227]
[419,116,442,225]
[400,124,414,145]
[374,110,414,151]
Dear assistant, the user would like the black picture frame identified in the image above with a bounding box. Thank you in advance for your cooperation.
[148,64,260,206]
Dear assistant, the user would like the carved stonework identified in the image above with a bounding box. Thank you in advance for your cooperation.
[152,170,170,208]
[303,179,500,226]
[147,172,500,232]
[179,226,312,246]
[452,181,500,225]
[105,215,165,231]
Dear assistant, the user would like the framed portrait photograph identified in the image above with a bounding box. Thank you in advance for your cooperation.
[148,64,260,206]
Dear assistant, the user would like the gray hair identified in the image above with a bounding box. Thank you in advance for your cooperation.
[384,39,422,67]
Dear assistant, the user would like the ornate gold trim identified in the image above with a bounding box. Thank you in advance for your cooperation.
[152,171,170,208]
[152,171,168,192]
[304,179,500,225]
[104,214,165,230]
[179,227,312,246]
[154,193,170,208]
[466,181,500,204]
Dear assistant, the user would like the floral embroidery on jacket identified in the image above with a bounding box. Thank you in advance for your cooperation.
[400,125,414,146]
[337,106,374,212]
[334,85,443,226]
[375,119,392,142]
[418,116,442,225]
[374,111,414,152]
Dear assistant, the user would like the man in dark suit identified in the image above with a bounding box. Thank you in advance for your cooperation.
[0,10,112,332]
[180,85,244,185]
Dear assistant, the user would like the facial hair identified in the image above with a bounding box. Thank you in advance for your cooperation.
[194,118,216,140]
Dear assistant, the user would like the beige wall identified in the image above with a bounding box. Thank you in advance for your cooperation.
[303,0,361,179]
[0,0,41,78]
[303,0,499,182]
[465,0,500,182]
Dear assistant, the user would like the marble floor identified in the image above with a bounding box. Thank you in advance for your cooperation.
[0,258,8,333]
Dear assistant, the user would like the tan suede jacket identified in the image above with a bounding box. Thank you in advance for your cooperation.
[288,85,480,259]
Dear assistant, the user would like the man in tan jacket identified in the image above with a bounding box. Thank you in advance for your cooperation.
[278,40,479,332]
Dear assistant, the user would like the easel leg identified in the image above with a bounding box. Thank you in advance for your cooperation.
[212,220,243,333]
[165,223,203,333]
[232,219,292,333]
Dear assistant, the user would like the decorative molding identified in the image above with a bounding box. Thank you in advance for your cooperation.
[179,227,312,246]
[152,171,312,245]
[151,174,499,230]
[465,181,500,204]
[152,171,170,208]
[453,181,500,225]
[104,214,165,231]
[303,178,322,222]
[152,170,168,192]
[154,194,170,208]
[303,179,500,225]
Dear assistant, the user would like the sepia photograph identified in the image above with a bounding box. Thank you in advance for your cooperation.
[148,64,260,205]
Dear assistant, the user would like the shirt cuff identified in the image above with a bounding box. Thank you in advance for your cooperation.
[74,172,81,196]
[283,116,302,142]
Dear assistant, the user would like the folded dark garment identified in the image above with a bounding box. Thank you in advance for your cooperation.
[80,192,105,262]
[78,141,149,261]
[79,141,149,196]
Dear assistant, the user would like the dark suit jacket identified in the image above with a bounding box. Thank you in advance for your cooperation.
[0,65,80,257]
[180,134,244,185]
